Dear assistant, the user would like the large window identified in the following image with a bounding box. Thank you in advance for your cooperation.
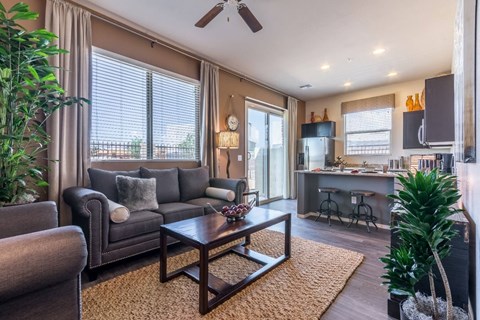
[344,108,392,155]
[91,51,200,160]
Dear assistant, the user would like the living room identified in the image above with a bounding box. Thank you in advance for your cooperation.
[0,0,479,319]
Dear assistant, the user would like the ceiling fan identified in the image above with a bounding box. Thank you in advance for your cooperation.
[195,0,263,33]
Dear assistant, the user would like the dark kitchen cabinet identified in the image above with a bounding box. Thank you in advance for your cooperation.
[403,110,427,149]
[301,121,336,138]
[425,74,455,145]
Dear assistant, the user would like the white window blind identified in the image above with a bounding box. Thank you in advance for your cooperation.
[91,51,200,160]
[152,73,200,160]
[344,108,392,155]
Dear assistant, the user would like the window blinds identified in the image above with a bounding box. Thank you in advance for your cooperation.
[91,52,200,160]
[341,94,395,115]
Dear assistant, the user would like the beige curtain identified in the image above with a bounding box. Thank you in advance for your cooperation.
[200,61,220,177]
[285,97,298,199]
[45,0,92,225]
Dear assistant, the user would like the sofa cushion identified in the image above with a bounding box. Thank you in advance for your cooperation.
[116,176,158,212]
[88,168,140,202]
[186,197,234,215]
[178,166,210,202]
[153,203,204,224]
[140,167,180,204]
[109,210,163,242]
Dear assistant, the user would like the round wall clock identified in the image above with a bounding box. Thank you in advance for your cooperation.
[226,114,239,131]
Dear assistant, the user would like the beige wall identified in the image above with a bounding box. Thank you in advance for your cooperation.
[218,71,286,178]
[14,0,305,184]
[306,79,451,167]
[216,71,306,178]
[3,0,45,30]
[91,18,200,80]
[91,18,305,179]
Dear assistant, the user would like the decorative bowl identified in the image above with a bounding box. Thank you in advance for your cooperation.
[207,198,256,222]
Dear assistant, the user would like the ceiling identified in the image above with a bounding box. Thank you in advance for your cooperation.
[81,0,456,101]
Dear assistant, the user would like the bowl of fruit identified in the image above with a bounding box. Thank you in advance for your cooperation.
[208,199,255,222]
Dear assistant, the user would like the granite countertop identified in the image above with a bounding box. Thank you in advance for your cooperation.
[294,169,399,178]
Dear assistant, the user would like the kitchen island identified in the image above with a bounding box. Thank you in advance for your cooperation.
[296,170,398,226]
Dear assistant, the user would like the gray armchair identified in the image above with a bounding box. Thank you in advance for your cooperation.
[0,201,88,320]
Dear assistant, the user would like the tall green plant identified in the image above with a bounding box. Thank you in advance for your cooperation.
[0,2,88,204]
[380,169,462,320]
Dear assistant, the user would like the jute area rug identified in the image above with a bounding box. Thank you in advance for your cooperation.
[82,230,363,320]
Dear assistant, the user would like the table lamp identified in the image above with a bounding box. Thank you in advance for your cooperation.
[217,131,239,178]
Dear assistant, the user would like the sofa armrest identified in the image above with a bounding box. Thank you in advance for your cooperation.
[0,226,87,302]
[0,201,58,239]
[63,187,110,269]
[63,187,109,219]
[209,178,246,204]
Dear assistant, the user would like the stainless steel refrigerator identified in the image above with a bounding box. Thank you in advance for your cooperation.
[297,137,334,170]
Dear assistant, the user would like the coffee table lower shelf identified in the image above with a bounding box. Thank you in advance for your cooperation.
[161,242,288,314]
[159,210,291,315]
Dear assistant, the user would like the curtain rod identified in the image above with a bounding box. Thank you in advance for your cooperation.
[66,0,300,102]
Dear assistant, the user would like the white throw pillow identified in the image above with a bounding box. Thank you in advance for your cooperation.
[108,199,130,223]
[205,187,235,202]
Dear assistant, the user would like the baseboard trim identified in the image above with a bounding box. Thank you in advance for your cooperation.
[297,211,390,230]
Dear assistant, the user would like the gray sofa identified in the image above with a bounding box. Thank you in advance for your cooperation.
[0,201,87,320]
[63,166,246,279]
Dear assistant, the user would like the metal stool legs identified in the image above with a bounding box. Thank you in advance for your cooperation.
[316,193,344,226]
[347,195,378,232]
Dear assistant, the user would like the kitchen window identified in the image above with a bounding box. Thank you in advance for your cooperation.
[91,50,200,160]
[344,108,392,155]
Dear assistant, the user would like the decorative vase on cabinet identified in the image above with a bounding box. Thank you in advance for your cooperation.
[413,93,422,110]
[310,112,315,123]
[322,108,329,121]
[406,95,414,112]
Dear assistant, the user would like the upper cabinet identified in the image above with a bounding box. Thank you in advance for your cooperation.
[301,121,336,138]
[403,110,427,149]
[424,74,455,146]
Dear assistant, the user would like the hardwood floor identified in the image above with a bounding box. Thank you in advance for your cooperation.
[263,200,390,320]
[82,199,391,319]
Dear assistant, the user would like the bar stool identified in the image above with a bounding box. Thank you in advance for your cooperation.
[316,187,343,226]
[347,190,378,233]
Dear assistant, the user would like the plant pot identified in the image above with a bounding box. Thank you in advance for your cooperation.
[339,164,345,172]
[399,300,410,320]
[399,295,469,320]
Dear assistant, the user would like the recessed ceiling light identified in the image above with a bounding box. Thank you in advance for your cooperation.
[321,64,330,70]
[344,82,352,87]
[299,84,313,89]
[373,48,386,55]
[388,71,398,77]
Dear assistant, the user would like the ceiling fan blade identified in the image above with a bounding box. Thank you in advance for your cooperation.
[237,4,263,33]
[195,3,224,28]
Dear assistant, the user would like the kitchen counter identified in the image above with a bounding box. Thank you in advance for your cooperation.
[294,170,399,178]
[296,170,397,225]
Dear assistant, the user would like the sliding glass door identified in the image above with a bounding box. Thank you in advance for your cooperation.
[247,103,285,203]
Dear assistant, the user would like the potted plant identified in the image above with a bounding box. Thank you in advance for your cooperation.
[0,2,87,205]
[334,156,347,171]
[380,169,468,320]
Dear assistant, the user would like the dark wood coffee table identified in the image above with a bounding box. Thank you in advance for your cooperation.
[159,207,291,315]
